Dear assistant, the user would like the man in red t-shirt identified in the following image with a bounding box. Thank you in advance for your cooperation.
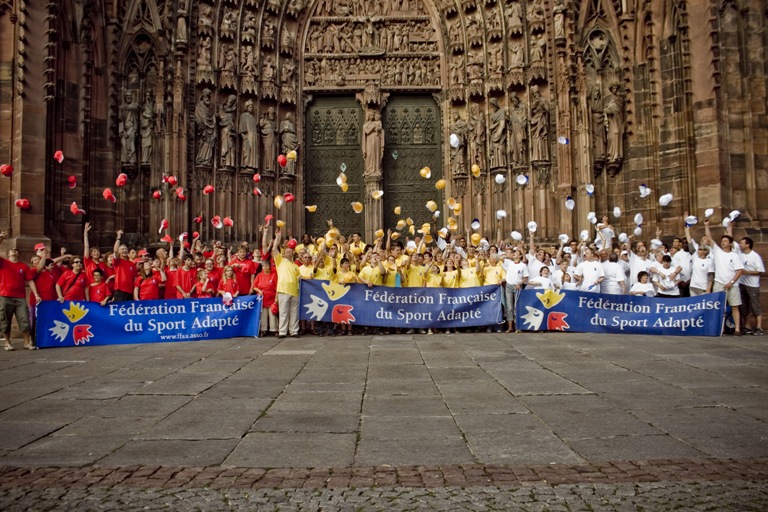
[111,230,137,302]
[229,246,259,296]
[83,222,107,283]
[0,229,40,350]
[175,255,197,299]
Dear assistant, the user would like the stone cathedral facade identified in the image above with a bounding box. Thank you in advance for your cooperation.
[0,0,766,254]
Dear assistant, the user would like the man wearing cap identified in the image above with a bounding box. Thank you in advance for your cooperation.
[273,229,300,338]
[0,229,40,350]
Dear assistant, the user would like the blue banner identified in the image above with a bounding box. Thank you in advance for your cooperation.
[36,297,261,348]
[515,289,726,336]
[299,280,503,329]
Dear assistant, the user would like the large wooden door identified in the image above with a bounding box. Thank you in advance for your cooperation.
[304,98,364,237]
[382,97,442,233]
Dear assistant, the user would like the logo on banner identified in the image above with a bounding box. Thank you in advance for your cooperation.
[522,289,571,332]
[49,302,94,345]
[303,281,356,324]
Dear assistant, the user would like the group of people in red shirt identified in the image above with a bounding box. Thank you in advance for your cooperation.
[0,224,280,350]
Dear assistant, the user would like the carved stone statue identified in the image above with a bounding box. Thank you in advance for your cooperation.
[469,103,486,168]
[175,0,187,46]
[530,33,546,63]
[489,98,508,170]
[362,110,384,179]
[589,86,606,160]
[139,91,155,165]
[218,94,237,168]
[509,42,524,68]
[527,0,545,22]
[239,100,259,169]
[507,2,524,33]
[196,37,214,84]
[553,0,566,39]
[529,86,550,162]
[119,91,139,165]
[194,88,216,166]
[260,107,278,173]
[450,110,468,178]
[509,93,528,165]
[280,112,299,175]
[604,83,625,163]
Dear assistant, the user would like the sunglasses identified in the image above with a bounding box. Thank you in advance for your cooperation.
[72,260,82,264]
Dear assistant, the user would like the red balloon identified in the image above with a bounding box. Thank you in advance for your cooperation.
[1,164,13,177]
[277,155,288,168]
[15,198,30,210]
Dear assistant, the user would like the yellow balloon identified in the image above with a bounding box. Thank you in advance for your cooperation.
[435,179,447,190]
[471,164,481,177]
[352,202,364,213]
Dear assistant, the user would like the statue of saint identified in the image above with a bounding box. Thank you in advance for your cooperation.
[218,94,237,168]
[449,110,468,177]
[139,91,155,165]
[119,91,139,165]
[529,87,550,162]
[362,110,384,179]
[239,100,259,169]
[489,98,508,170]
[194,89,216,165]
[259,107,278,173]
[280,112,299,175]
[589,86,605,160]
[604,83,625,162]
[469,103,486,168]
[509,94,528,165]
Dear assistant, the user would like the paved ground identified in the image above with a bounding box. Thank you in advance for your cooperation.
[0,331,767,510]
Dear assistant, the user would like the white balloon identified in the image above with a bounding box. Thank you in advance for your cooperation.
[634,226,643,236]
[527,221,537,233]
[580,229,590,241]
[704,208,714,218]
[494,173,506,184]
[516,174,529,186]
[613,207,621,218]
[659,193,673,207]
[449,133,460,148]
[511,230,523,241]
[634,213,643,225]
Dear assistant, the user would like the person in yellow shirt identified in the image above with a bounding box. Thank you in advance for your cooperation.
[309,248,335,336]
[424,264,443,335]
[441,258,460,288]
[296,233,317,256]
[382,254,400,287]
[404,252,428,288]
[272,228,300,338]
[482,253,506,285]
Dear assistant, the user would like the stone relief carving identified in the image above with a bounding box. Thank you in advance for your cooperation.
[240,45,258,95]
[239,99,259,169]
[219,43,237,89]
[194,88,216,166]
[529,86,549,162]
[260,106,278,173]
[220,8,236,39]
[119,91,139,165]
[589,85,606,163]
[280,59,297,104]
[469,103,486,169]
[553,0,566,41]
[197,3,213,35]
[604,83,625,172]
[175,0,188,46]
[261,56,277,99]
[262,18,276,49]
[219,94,237,168]
[196,36,214,84]
[507,1,524,35]
[241,12,257,44]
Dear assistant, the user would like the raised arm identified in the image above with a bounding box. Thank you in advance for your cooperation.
[84,222,92,260]
[113,230,123,257]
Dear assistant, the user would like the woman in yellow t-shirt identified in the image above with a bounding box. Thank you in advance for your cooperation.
[459,258,482,288]
[441,258,459,288]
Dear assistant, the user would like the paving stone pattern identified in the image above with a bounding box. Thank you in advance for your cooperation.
[0,331,767,509]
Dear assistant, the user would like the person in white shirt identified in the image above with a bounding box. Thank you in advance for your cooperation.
[574,248,605,292]
[552,259,573,290]
[628,242,653,288]
[596,216,615,249]
[501,248,528,332]
[704,218,745,335]
[652,255,681,297]
[688,245,714,296]
[737,237,765,335]
[629,271,655,296]
[601,252,626,295]
[528,266,554,290]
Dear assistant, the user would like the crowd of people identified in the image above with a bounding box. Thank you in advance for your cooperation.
[0,211,764,350]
